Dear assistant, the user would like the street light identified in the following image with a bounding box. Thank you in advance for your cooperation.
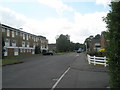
[85,42,87,53]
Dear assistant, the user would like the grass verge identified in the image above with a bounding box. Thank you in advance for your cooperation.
[1,59,24,66]
[4,54,42,59]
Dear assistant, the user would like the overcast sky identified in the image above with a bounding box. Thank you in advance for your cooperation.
[0,0,112,44]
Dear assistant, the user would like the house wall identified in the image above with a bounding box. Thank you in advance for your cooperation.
[48,44,56,51]
[2,24,48,57]
[101,33,107,48]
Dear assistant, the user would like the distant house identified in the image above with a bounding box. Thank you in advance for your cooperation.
[100,31,108,49]
[87,34,102,52]
[87,31,109,52]
[1,24,48,56]
[48,44,56,52]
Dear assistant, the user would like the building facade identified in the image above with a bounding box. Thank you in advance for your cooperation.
[48,44,56,52]
[1,24,48,56]
[100,31,108,49]
[86,31,109,52]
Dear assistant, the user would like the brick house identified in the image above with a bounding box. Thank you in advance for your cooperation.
[87,34,101,52]
[1,24,48,56]
[100,31,108,49]
[87,32,108,52]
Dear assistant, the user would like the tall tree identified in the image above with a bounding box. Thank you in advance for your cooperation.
[56,34,70,52]
[104,1,120,88]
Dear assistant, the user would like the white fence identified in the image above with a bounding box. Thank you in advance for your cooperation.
[87,54,108,67]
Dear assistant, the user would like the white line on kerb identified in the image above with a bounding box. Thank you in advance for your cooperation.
[51,67,70,90]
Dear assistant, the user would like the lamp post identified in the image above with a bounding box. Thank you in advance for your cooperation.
[85,42,87,53]
[0,23,2,59]
[0,22,2,90]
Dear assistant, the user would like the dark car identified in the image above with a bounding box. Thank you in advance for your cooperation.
[77,50,81,53]
[42,51,53,55]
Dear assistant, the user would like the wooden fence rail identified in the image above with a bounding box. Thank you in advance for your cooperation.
[87,54,108,67]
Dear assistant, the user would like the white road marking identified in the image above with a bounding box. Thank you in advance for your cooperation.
[51,67,70,90]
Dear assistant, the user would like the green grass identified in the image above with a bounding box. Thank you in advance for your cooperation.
[1,59,24,66]
[4,54,42,59]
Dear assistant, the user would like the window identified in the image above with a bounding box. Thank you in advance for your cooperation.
[12,31,14,37]
[20,49,22,53]
[24,49,26,53]
[12,40,16,43]
[22,49,24,52]
[95,43,100,46]
[33,43,36,48]
[29,49,31,52]
[22,41,25,47]
[27,42,29,47]
[2,28,5,32]
[27,49,29,52]
[12,40,16,46]
[5,38,10,46]
[14,48,18,56]
[16,31,18,35]
[26,34,28,40]
[7,29,10,37]
[23,34,25,40]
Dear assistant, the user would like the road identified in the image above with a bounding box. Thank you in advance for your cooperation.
[2,52,109,88]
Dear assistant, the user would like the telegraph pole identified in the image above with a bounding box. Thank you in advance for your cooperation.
[0,22,2,90]
[85,42,87,53]
[0,23,2,59]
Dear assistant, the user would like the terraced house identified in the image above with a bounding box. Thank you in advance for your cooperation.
[1,24,48,56]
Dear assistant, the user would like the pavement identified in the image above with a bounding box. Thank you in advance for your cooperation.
[2,52,109,88]
[56,53,109,88]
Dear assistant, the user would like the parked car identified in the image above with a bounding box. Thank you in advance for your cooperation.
[42,51,53,55]
[77,50,81,53]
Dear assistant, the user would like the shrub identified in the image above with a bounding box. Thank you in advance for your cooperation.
[87,51,105,57]
[104,1,120,88]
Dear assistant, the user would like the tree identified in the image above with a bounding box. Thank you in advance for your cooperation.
[104,1,120,88]
[94,34,100,39]
[70,42,75,51]
[35,45,41,54]
[56,34,70,52]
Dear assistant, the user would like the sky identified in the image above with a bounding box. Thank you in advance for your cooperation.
[0,0,112,44]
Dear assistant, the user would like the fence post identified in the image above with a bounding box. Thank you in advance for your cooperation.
[88,55,90,64]
[104,56,107,67]
[94,56,96,65]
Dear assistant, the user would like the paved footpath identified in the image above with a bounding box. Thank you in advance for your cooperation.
[55,53,109,88]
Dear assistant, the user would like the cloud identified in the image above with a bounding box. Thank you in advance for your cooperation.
[68,11,107,43]
[95,0,111,6]
[0,6,27,29]
[37,0,74,15]
[0,6,107,43]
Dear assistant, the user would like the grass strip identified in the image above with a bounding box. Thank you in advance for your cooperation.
[2,59,24,66]
[4,54,42,59]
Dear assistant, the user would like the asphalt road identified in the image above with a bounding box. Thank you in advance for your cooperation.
[2,52,109,88]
